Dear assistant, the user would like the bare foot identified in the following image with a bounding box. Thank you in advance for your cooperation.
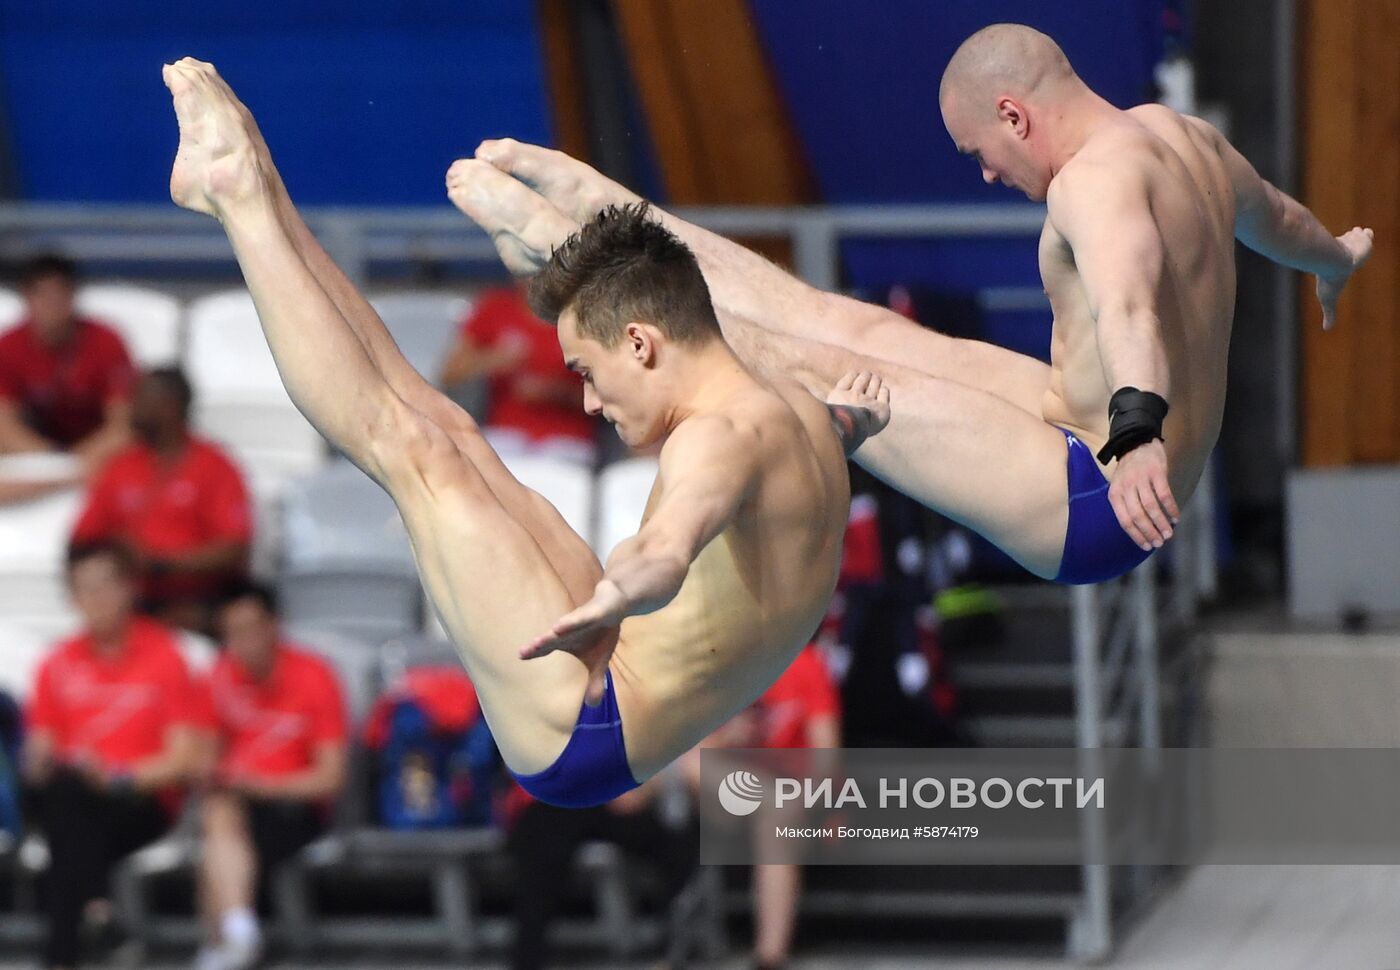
[474,138,639,225]
[445,158,579,276]
[163,58,265,218]
[828,371,892,432]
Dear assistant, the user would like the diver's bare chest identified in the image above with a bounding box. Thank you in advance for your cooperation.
[1036,222,1090,327]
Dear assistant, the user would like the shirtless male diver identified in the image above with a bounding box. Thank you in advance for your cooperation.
[162,59,888,808]
[450,22,1375,585]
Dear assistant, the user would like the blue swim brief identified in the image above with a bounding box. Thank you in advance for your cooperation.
[1053,428,1154,585]
[508,668,640,809]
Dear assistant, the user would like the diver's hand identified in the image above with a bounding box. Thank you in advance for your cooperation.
[521,579,626,704]
[1316,226,1374,331]
[1107,440,1179,551]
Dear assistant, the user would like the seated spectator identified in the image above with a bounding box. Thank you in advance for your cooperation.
[747,643,841,970]
[439,283,598,465]
[21,542,201,970]
[0,255,133,483]
[504,773,698,970]
[70,368,252,634]
[193,582,348,970]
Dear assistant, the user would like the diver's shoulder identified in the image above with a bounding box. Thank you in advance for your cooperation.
[1054,123,1172,205]
[700,382,826,457]
[1125,101,1187,127]
[1122,104,1222,156]
[1078,120,1161,166]
[661,408,766,467]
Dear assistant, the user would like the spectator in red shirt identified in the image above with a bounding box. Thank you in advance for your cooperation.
[22,542,201,970]
[193,582,348,970]
[71,368,252,635]
[438,283,598,465]
[0,255,133,498]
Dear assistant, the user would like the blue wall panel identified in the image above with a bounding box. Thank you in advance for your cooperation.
[0,2,552,204]
[749,0,1166,204]
[841,237,1044,292]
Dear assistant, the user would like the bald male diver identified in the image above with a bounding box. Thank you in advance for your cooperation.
[162,58,888,807]
[450,23,1375,586]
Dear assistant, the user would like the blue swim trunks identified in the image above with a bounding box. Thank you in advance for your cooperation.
[1053,428,1154,585]
[508,668,640,809]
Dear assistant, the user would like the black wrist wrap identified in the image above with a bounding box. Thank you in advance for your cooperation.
[1096,387,1169,464]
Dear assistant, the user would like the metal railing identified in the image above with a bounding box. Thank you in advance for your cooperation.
[0,200,1048,290]
[1066,476,1215,959]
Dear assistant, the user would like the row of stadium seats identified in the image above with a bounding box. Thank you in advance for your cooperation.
[0,454,660,657]
[0,285,470,487]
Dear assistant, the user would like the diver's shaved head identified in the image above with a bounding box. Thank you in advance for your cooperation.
[939,24,1077,114]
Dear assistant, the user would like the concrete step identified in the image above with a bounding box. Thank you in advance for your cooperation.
[966,715,1131,747]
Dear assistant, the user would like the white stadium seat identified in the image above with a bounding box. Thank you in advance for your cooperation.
[0,623,55,702]
[277,459,417,640]
[593,457,658,559]
[14,611,81,644]
[76,284,182,368]
[0,484,81,568]
[498,452,595,542]
[246,466,289,580]
[281,460,413,573]
[0,487,83,632]
[368,292,471,386]
[185,290,290,396]
[184,289,326,482]
[0,452,80,484]
[378,632,463,687]
[0,288,21,328]
[279,565,422,646]
[279,461,421,643]
[175,629,218,674]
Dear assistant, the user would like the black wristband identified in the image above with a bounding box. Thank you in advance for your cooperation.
[1096,387,1169,464]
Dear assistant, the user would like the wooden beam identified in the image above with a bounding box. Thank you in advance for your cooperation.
[1348,0,1400,462]
[536,0,593,162]
[1299,0,1400,466]
[611,0,812,206]
[1299,0,1358,466]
